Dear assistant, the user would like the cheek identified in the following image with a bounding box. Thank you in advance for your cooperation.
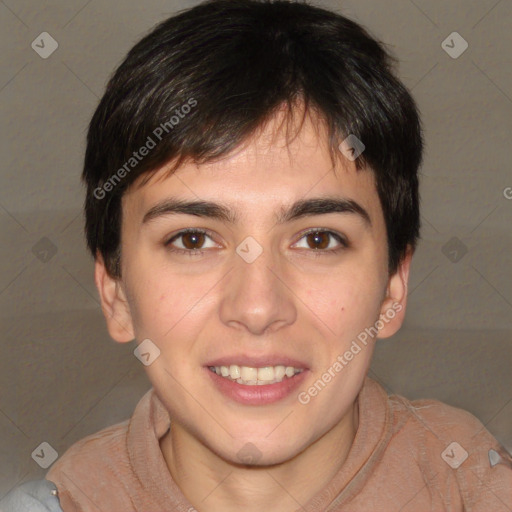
[305,270,382,340]
[125,272,181,339]
[128,269,216,342]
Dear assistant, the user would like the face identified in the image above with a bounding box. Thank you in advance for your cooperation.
[96,110,411,466]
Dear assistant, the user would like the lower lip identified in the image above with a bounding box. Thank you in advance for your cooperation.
[205,367,309,405]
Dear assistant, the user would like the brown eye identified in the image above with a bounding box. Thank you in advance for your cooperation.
[181,231,206,250]
[293,229,349,253]
[305,231,330,250]
[165,229,217,255]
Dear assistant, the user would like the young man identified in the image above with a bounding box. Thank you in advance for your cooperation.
[2,0,511,510]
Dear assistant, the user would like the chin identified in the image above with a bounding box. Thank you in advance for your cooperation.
[228,448,298,468]
[215,432,308,467]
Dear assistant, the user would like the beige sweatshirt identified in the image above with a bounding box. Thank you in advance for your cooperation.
[45,377,512,511]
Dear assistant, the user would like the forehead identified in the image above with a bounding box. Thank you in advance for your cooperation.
[122,111,381,227]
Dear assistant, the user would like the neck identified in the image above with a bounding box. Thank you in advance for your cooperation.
[159,401,359,512]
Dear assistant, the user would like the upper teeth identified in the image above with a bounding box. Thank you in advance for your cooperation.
[209,364,303,385]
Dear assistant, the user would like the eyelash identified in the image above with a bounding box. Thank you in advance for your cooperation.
[164,228,349,257]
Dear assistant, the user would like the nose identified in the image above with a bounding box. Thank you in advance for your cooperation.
[218,242,297,336]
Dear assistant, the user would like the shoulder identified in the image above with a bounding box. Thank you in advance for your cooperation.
[45,418,131,488]
[389,392,490,440]
[388,391,512,508]
[43,388,157,508]
[58,417,129,458]
[0,479,63,512]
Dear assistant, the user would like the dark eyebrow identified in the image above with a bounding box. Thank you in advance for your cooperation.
[142,196,371,227]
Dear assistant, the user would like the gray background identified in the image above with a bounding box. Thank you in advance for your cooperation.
[1,0,511,499]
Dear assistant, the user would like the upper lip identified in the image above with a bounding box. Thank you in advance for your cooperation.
[205,355,309,369]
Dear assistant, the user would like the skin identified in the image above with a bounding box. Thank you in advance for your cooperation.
[95,107,412,512]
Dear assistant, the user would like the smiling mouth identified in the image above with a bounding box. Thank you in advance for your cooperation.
[208,364,304,386]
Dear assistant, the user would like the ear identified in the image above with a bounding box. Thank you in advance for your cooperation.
[94,252,135,343]
[376,245,414,339]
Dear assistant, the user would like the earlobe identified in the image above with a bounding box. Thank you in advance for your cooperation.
[94,253,135,343]
[377,246,414,339]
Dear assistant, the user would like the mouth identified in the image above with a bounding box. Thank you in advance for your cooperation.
[208,364,304,386]
[204,358,309,405]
